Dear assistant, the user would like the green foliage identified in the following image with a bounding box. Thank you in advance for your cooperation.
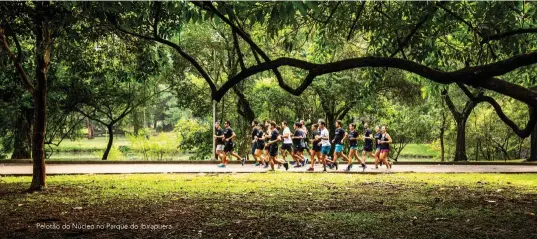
[126,129,179,160]
[174,118,212,160]
[93,146,124,161]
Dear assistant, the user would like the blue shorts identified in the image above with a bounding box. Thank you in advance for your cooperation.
[321,146,331,155]
[335,144,344,153]
[350,146,358,150]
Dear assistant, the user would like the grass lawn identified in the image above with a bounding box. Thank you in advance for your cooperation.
[1,173,536,238]
[399,144,440,158]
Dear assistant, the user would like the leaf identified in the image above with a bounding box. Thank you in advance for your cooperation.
[292,2,308,17]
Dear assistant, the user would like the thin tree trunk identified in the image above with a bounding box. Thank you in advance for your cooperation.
[133,109,141,135]
[439,111,445,162]
[102,124,114,160]
[86,117,94,139]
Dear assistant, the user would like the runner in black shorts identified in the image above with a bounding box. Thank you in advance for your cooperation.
[291,122,306,168]
[299,120,310,165]
[373,126,382,169]
[250,120,261,166]
[266,121,288,171]
[347,123,362,171]
[307,124,322,171]
[253,123,266,167]
[361,122,375,169]
[219,121,245,168]
[213,122,225,163]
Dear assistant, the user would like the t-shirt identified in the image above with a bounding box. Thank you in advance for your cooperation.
[282,127,292,144]
[320,128,330,147]
[348,130,359,147]
[380,133,390,150]
[292,130,304,146]
[364,129,373,147]
[256,130,264,144]
[251,128,259,140]
[312,129,320,143]
[270,129,279,141]
[223,127,233,144]
[374,133,382,148]
[334,128,345,145]
[215,128,224,145]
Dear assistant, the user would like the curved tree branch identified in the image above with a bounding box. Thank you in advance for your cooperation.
[0,26,35,95]
[214,51,537,108]
[457,83,537,138]
[481,28,537,44]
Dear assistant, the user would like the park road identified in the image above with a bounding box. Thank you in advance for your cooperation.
[1,163,537,175]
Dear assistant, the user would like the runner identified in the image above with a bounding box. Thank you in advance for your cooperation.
[331,120,350,171]
[291,122,306,168]
[253,123,266,166]
[307,123,322,172]
[299,120,310,165]
[280,121,294,164]
[263,120,271,168]
[318,120,331,172]
[379,126,392,170]
[373,126,382,169]
[361,122,375,169]
[251,120,261,166]
[266,121,289,171]
[218,120,245,168]
[347,123,364,171]
[213,122,225,163]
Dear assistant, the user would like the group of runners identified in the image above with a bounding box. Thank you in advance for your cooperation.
[213,119,393,172]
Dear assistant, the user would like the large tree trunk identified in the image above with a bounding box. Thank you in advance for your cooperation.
[454,118,468,161]
[102,124,114,160]
[29,6,51,191]
[11,106,32,159]
[528,122,537,161]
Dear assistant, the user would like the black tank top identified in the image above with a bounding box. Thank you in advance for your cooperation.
[381,133,390,150]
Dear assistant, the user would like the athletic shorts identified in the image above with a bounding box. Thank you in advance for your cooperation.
[335,144,344,153]
[381,149,390,154]
[312,142,321,152]
[362,145,373,152]
[256,142,265,150]
[216,144,225,151]
[293,145,303,153]
[321,145,331,155]
[224,143,234,153]
[269,144,279,156]
[375,146,381,152]
[281,143,292,152]
[349,145,358,150]
[251,142,257,154]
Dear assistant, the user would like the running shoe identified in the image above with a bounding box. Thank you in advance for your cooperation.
[307,167,314,172]
[305,158,309,165]
[294,165,301,168]
[290,161,296,165]
[283,162,289,171]
[217,164,226,168]
[253,162,260,166]
[241,157,246,166]
[264,163,269,168]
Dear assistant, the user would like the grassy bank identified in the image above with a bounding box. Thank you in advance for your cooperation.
[1,173,536,238]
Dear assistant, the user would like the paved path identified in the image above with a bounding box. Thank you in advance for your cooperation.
[1,163,537,175]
